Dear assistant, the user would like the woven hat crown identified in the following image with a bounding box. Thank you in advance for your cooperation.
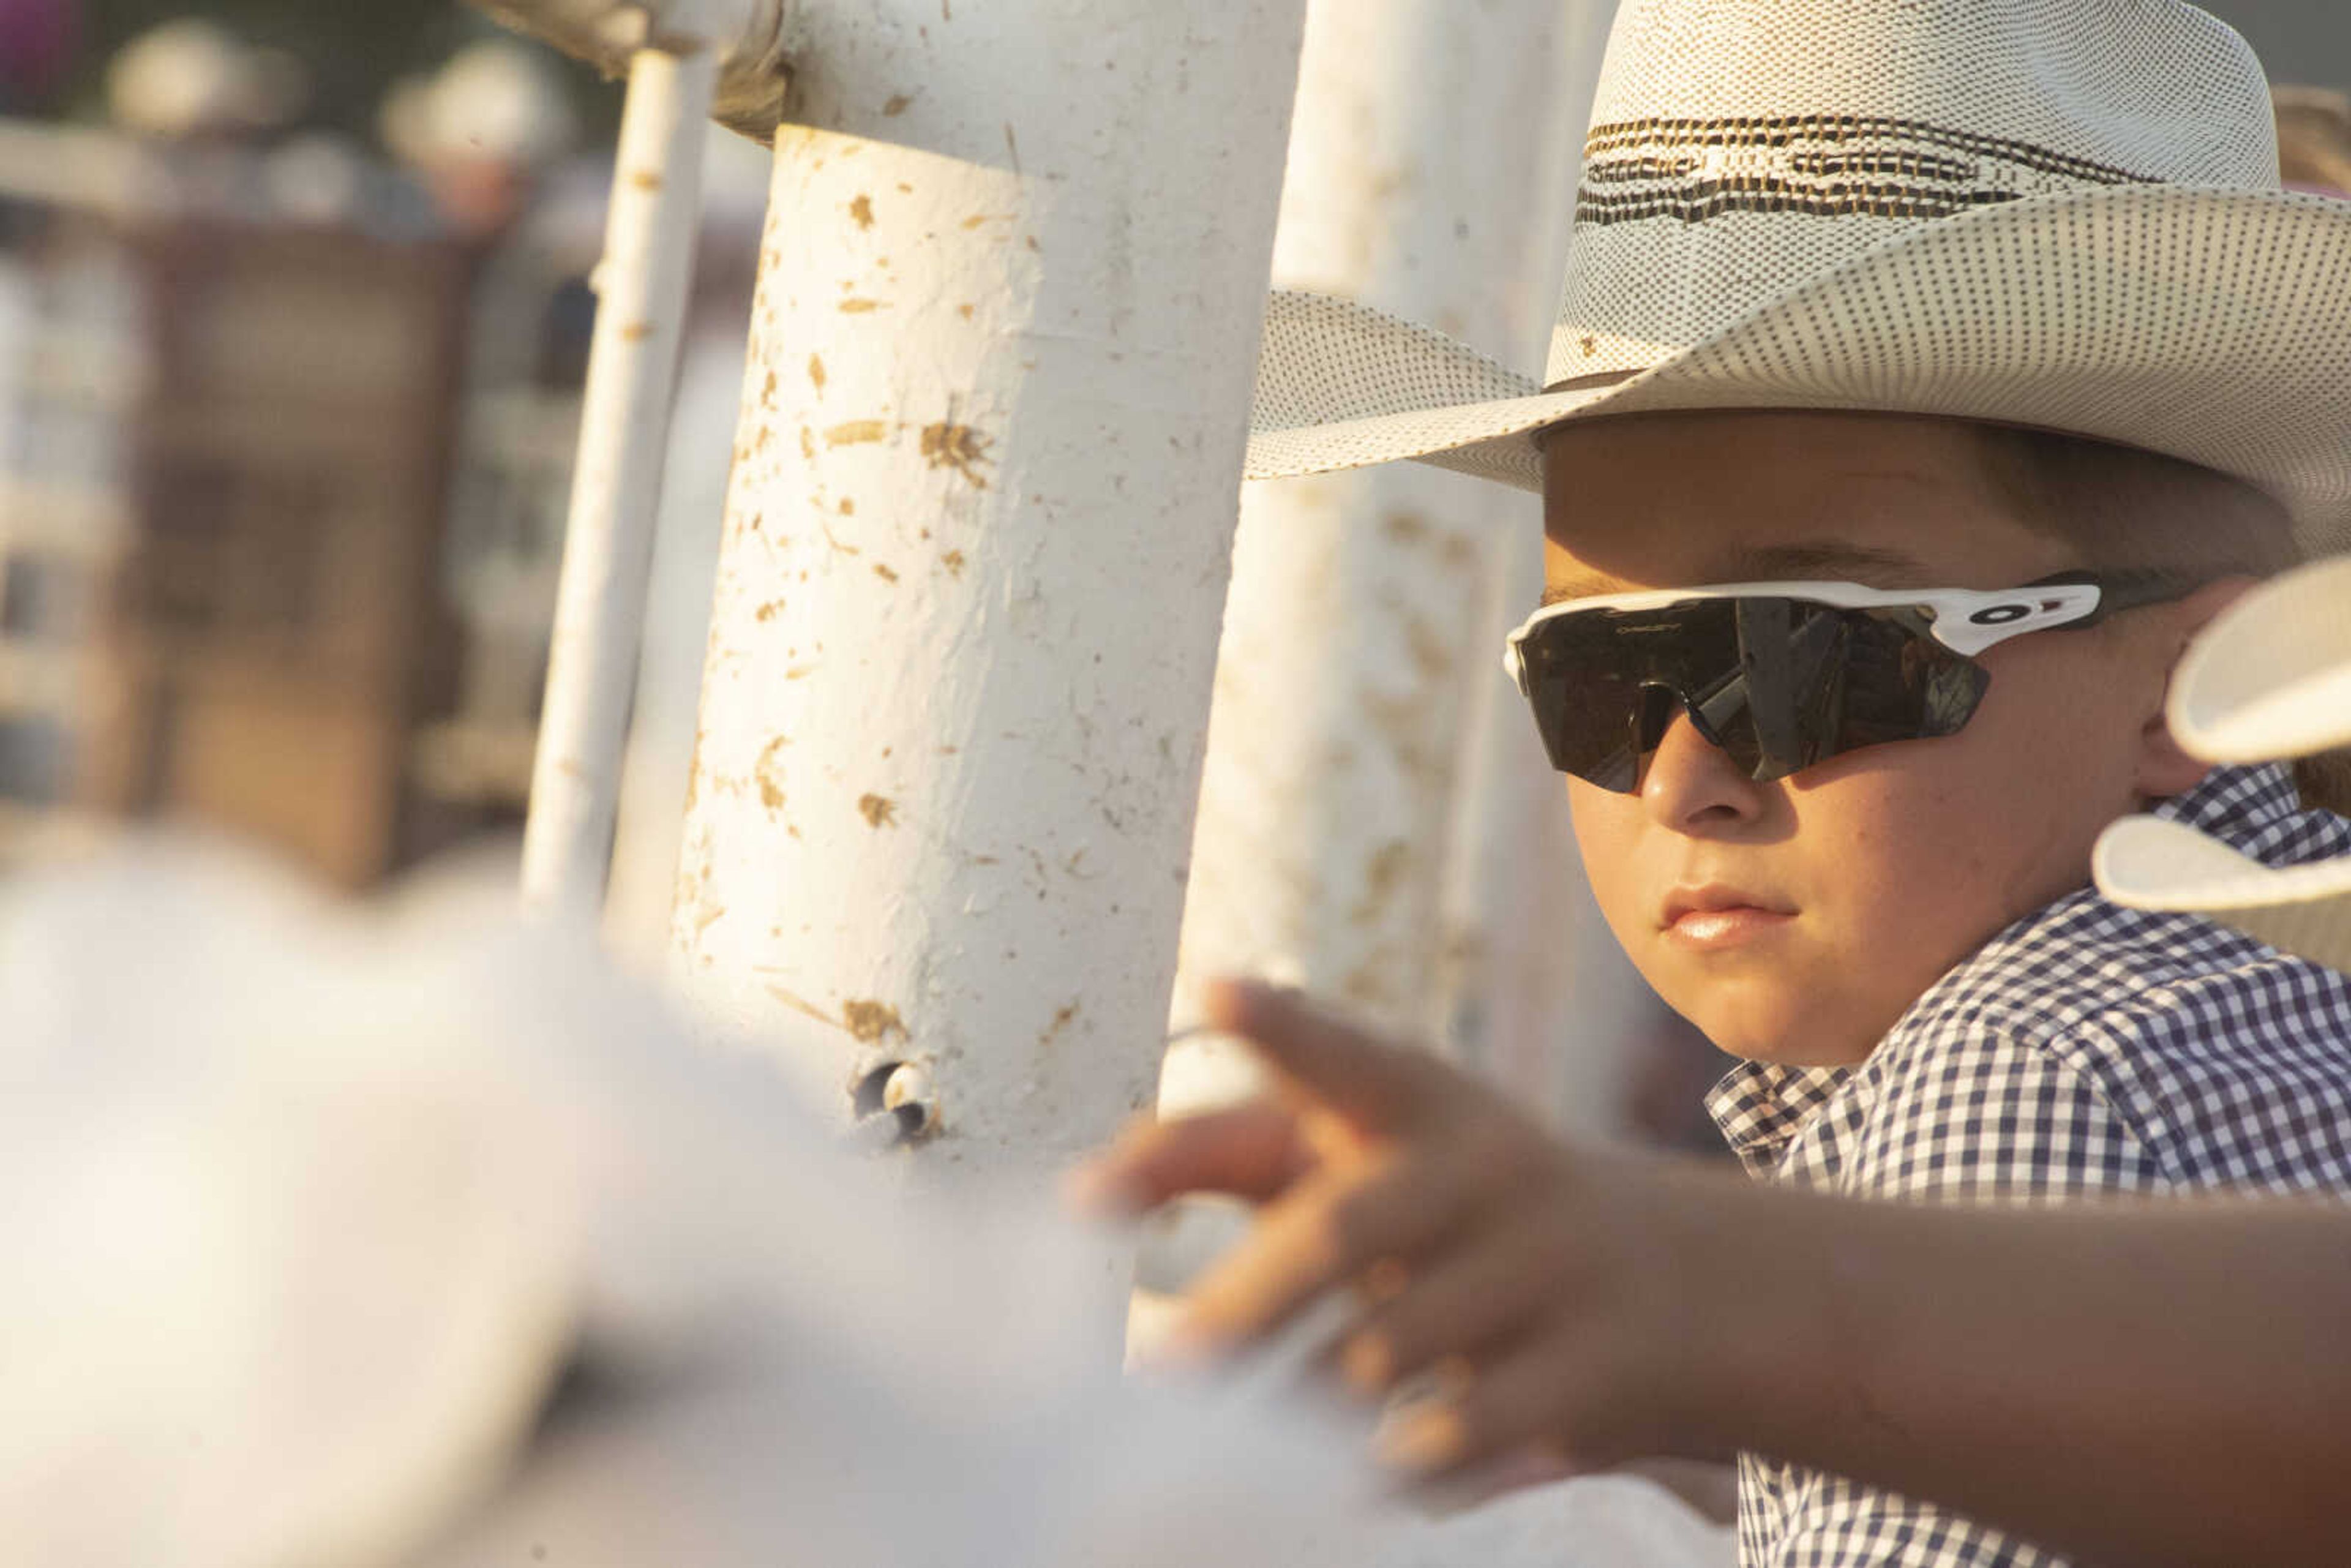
[1551,0,2280,388]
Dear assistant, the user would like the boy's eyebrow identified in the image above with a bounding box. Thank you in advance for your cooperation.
[1540,541,1934,606]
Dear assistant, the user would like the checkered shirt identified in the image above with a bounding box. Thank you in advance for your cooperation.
[1705,763,2351,1568]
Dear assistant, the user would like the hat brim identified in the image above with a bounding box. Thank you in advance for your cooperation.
[2096,815,2351,975]
[1248,186,2351,558]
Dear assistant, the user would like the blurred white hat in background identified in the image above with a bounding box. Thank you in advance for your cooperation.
[108,18,309,140]
[382,40,580,172]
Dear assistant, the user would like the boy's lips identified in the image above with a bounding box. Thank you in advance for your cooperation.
[1659,885,1798,950]
[1659,884,1796,928]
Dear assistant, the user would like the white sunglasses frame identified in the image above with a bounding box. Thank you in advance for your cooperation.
[1501,577,2110,693]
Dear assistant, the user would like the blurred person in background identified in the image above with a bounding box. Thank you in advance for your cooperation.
[2277,84,2351,197]
[382,39,579,242]
[102,17,312,223]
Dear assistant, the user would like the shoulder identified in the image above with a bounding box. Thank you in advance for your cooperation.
[1864,888,2351,1194]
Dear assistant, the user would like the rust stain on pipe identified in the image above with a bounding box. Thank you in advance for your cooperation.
[1038,1001,1079,1050]
[1350,840,1413,926]
[765,985,846,1033]
[756,735,790,812]
[920,422,994,488]
[843,999,909,1044]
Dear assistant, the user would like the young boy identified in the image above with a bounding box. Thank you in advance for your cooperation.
[1077,2,2351,1565]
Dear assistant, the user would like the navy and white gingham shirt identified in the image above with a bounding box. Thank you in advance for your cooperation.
[1706,763,2351,1568]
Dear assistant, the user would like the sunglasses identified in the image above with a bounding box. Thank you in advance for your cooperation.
[1502,571,2202,793]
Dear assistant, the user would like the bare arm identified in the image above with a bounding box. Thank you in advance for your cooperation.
[1681,1174,2351,1568]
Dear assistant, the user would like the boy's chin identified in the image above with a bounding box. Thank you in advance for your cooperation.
[1673,988,1879,1070]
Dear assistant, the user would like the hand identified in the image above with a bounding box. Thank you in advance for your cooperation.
[1070,978,1720,1486]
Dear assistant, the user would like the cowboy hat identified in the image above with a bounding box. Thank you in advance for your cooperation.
[2097,555,2351,975]
[1247,0,2351,558]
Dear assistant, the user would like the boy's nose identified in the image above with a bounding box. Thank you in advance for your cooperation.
[1641,711,1769,831]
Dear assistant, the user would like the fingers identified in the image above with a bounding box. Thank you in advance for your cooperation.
[1202,978,1458,1136]
[1333,1216,1573,1398]
[1175,1150,1477,1356]
[1376,1335,1614,1483]
[1065,1100,1316,1217]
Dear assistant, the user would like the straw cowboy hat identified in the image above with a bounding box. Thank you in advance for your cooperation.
[2099,555,2351,975]
[1246,0,2351,558]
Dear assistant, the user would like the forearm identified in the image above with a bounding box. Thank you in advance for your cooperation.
[1670,1174,2351,1567]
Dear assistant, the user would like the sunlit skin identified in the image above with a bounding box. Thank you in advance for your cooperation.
[1542,410,2242,1066]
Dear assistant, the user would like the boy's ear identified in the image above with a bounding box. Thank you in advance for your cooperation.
[2134,577,2259,800]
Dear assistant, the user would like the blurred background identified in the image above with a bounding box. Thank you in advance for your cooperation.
[0,0,768,962]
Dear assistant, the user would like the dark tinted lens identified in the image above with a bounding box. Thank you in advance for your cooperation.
[1518,602,1741,787]
[1828,607,1991,755]
[1524,661,1648,790]
[1519,596,1991,790]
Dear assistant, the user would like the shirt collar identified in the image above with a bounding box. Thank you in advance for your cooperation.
[1698,763,2300,1169]
[1705,1060,1849,1176]
[2148,760,2303,838]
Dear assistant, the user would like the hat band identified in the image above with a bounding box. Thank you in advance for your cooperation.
[1576,113,2154,229]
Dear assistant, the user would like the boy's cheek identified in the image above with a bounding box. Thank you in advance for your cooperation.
[1564,802,1653,943]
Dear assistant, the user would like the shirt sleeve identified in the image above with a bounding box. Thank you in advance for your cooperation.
[1830,1018,2172,1203]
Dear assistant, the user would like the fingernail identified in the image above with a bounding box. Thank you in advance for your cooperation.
[1375,1405,1467,1475]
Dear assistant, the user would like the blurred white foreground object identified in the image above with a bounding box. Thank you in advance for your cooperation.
[0,844,1730,1567]
[2096,556,2351,974]
[0,846,1371,1568]
[2164,553,2351,765]
[2096,816,2351,974]
[1379,1475,1732,1567]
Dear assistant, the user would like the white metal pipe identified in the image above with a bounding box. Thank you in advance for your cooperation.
[1161,0,1606,1127]
[520,45,718,914]
[669,0,1310,1288]
[1430,0,1654,1141]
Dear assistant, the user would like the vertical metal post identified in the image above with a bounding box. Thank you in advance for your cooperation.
[1430,0,1656,1139]
[520,43,718,913]
[668,0,1311,1315]
[1162,0,1620,1124]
